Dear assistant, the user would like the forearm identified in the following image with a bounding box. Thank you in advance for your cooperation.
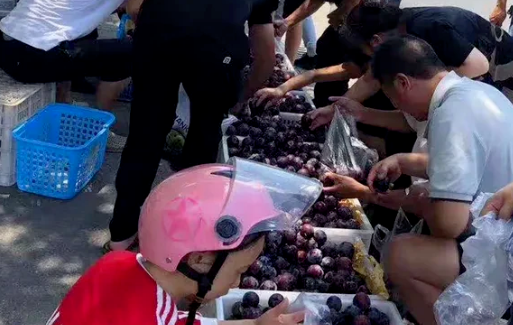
[365,189,407,210]
[497,0,507,10]
[285,0,325,27]
[358,109,414,133]
[425,201,471,238]
[344,70,381,103]
[245,25,275,99]
[279,64,356,93]
[397,153,429,179]
[278,70,316,93]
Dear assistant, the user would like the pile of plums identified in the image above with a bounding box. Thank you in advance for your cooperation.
[229,292,285,320]
[275,93,314,114]
[302,196,362,229]
[265,54,294,88]
[225,116,327,162]
[323,294,391,325]
[240,228,369,294]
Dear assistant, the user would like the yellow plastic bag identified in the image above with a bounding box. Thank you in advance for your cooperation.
[353,237,389,300]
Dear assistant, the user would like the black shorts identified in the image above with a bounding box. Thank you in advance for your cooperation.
[283,0,305,18]
[0,32,132,84]
[455,220,476,275]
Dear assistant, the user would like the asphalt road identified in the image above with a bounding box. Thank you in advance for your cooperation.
[0,1,508,324]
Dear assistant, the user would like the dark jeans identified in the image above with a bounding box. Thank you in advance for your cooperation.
[110,27,243,241]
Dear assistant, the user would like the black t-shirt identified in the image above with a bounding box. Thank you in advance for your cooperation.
[401,7,496,68]
[137,0,278,65]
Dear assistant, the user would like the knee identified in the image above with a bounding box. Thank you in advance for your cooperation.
[384,234,418,284]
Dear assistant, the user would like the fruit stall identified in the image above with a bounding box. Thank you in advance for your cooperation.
[211,45,403,324]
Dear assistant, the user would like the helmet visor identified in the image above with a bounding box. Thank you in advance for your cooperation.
[216,158,322,242]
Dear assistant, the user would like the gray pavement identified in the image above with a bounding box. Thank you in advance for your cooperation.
[0,1,508,324]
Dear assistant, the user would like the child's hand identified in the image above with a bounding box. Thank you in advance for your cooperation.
[256,298,304,325]
[481,182,513,220]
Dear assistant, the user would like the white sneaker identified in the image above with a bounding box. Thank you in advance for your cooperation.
[107,131,127,153]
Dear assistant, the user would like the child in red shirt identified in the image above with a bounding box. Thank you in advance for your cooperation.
[46,159,322,325]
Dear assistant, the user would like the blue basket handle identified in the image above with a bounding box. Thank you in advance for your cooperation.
[117,14,132,40]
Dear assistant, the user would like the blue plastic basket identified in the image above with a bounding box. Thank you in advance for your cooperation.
[13,104,115,199]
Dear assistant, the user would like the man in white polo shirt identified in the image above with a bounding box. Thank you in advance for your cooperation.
[0,0,131,152]
[367,35,513,325]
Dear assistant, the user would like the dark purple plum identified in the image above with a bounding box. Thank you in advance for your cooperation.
[270,158,277,166]
[303,277,317,291]
[268,293,285,308]
[286,129,297,140]
[304,164,317,177]
[242,291,260,308]
[314,230,327,246]
[226,125,237,136]
[277,156,288,168]
[297,250,307,264]
[335,257,353,271]
[317,279,330,293]
[286,166,296,173]
[298,152,309,162]
[227,135,240,148]
[314,201,328,214]
[335,219,348,229]
[255,137,266,148]
[259,255,272,265]
[282,245,298,262]
[276,273,296,291]
[338,242,355,259]
[354,315,371,325]
[373,178,391,193]
[292,157,303,170]
[266,242,279,255]
[249,127,263,138]
[324,271,336,283]
[343,305,362,323]
[337,206,353,221]
[307,248,323,264]
[261,265,277,279]
[238,123,250,136]
[276,132,287,145]
[313,213,327,226]
[357,285,370,294]
[326,211,338,222]
[285,140,296,152]
[309,150,322,160]
[264,127,277,141]
[266,232,283,246]
[344,280,358,294]
[353,293,371,311]
[283,229,296,244]
[307,264,324,279]
[232,301,243,319]
[242,137,254,147]
[249,260,263,276]
[300,224,315,239]
[242,307,262,319]
[297,168,310,177]
[296,233,307,248]
[321,243,337,257]
[275,256,290,270]
[325,221,337,228]
[369,308,390,325]
[307,158,320,167]
[301,114,313,129]
[259,280,277,291]
[306,237,318,250]
[321,256,335,269]
[346,219,360,229]
[286,154,295,164]
[240,276,259,289]
[228,147,240,157]
[327,296,343,312]
[324,195,338,210]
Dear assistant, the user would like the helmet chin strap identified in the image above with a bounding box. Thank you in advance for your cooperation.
[177,251,229,325]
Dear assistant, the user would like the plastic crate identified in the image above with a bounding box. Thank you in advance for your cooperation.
[0,0,16,11]
[13,104,115,199]
[217,289,403,325]
[0,70,56,186]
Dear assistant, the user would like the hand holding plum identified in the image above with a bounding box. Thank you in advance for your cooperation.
[273,19,289,37]
[323,172,369,199]
[255,88,286,108]
[367,155,402,193]
[255,297,304,325]
[329,96,368,122]
[480,182,513,220]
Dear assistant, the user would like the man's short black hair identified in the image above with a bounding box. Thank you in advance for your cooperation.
[345,2,402,42]
[371,35,447,85]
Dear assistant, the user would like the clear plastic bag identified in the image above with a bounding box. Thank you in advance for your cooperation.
[434,192,513,325]
[321,109,361,178]
[288,293,331,325]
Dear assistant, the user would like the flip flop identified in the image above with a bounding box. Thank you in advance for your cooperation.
[102,237,139,255]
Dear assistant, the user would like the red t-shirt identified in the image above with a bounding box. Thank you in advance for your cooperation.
[46,251,217,325]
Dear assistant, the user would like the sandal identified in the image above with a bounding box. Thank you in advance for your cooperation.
[102,237,139,255]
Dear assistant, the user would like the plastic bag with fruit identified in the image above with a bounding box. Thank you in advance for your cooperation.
[434,192,513,325]
[288,293,331,325]
[321,108,361,178]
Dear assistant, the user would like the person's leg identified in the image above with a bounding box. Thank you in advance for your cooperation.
[285,23,303,63]
[96,79,131,111]
[385,234,461,325]
[295,15,317,70]
[109,33,180,249]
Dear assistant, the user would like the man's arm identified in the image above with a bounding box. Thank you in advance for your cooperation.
[244,24,276,100]
[425,200,471,238]
[358,109,413,133]
[490,0,508,26]
[397,153,429,179]
[344,69,381,102]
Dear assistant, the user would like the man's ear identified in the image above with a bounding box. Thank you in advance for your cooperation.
[393,73,411,92]
[370,34,382,49]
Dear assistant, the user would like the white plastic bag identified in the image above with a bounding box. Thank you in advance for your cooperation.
[288,293,331,325]
[434,193,513,325]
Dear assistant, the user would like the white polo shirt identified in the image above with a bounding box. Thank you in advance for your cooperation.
[425,71,513,202]
[0,0,124,51]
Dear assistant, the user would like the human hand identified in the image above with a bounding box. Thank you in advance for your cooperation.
[273,19,289,37]
[329,96,368,122]
[255,88,286,108]
[323,172,369,199]
[255,298,304,325]
[480,182,513,220]
[307,105,335,130]
[490,5,507,26]
[367,155,403,192]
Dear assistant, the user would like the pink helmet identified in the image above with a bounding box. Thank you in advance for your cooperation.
[139,158,322,272]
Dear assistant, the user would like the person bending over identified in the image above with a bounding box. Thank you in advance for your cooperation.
[0,0,131,152]
[107,0,277,252]
[46,159,320,325]
[309,3,513,131]
[364,35,513,325]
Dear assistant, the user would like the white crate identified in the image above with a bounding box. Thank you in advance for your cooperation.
[0,70,56,186]
[0,0,16,11]
[216,289,403,325]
